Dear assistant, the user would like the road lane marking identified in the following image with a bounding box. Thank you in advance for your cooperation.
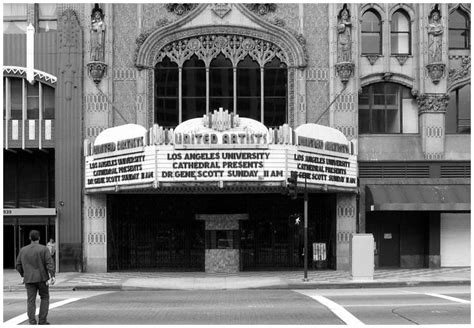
[424,293,471,304]
[5,297,82,325]
[295,291,364,326]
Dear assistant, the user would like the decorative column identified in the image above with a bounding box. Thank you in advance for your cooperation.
[416,93,449,159]
[297,69,307,126]
[83,194,107,272]
[56,8,83,272]
[336,193,357,270]
[83,3,113,272]
[330,4,358,140]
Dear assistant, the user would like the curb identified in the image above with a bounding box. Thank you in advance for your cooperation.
[4,280,470,292]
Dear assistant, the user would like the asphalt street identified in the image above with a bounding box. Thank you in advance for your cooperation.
[3,286,470,325]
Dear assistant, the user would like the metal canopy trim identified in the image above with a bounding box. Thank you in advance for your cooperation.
[3,208,57,216]
[365,184,470,211]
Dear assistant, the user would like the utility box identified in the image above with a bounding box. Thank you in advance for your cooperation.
[350,234,374,281]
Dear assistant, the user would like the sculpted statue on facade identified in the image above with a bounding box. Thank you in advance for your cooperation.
[90,6,106,62]
[337,6,351,63]
[427,8,443,63]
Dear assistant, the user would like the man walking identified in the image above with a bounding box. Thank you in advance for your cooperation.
[16,230,56,325]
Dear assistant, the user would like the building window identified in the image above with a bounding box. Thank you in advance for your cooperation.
[359,83,417,134]
[3,3,28,34]
[446,84,471,134]
[154,47,288,127]
[391,10,411,55]
[3,149,55,209]
[38,4,57,33]
[237,55,261,122]
[209,54,234,114]
[449,8,470,49]
[3,3,57,34]
[361,9,382,55]
[154,57,178,127]
[3,77,55,121]
[182,55,206,122]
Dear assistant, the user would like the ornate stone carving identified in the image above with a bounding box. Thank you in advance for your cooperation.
[155,34,289,67]
[270,17,286,27]
[427,5,443,63]
[426,63,445,84]
[88,5,107,84]
[155,18,170,28]
[448,57,471,83]
[87,62,107,84]
[245,3,277,16]
[335,62,354,84]
[58,9,81,51]
[90,5,105,62]
[211,3,232,18]
[366,55,380,65]
[336,4,351,63]
[395,55,409,66]
[416,93,449,113]
[165,3,197,16]
[134,29,154,69]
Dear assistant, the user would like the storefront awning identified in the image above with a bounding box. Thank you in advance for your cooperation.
[365,184,470,211]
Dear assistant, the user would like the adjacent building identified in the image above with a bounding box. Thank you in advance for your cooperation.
[3,3,471,273]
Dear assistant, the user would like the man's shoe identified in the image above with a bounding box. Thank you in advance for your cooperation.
[28,321,37,325]
[38,322,50,325]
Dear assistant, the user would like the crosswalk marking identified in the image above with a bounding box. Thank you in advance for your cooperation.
[295,291,364,326]
[5,298,82,325]
[424,293,471,304]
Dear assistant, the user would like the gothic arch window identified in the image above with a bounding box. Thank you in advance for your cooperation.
[154,35,288,127]
[237,55,261,122]
[263,57,287,126]
[446,84,470,134]
[361,9,382,55]
[182,55,206,122]
[358,83,417,134]
[391,9,411,55]
[449,8,470,49]
[155,57,178,127]
[209,54,233,114]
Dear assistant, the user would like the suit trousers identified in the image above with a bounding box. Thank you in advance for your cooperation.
[25,282,49,324]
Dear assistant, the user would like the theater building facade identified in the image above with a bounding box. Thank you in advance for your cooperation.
[3,3,470,272]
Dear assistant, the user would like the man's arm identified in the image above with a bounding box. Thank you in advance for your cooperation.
[44,250,56,278]
[15,251,24,277]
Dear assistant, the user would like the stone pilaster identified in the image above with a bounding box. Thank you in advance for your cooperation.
[84,3,112,140]
[56,8,83,272]
[296,69,307,126]
[417,93,449,159]
[329,4,358,141]
[83,194,107,272]
[336,193,357,270]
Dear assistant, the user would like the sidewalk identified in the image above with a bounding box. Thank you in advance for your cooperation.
[3,267,470,292]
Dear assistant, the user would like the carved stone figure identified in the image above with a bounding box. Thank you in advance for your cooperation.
[90,6,105,62]
[337,6,351,63]
[427,8,443,63]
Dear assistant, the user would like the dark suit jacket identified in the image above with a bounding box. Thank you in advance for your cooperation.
[16,243,55,283]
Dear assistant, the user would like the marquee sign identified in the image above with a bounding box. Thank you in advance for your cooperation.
[84,109,357,192]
